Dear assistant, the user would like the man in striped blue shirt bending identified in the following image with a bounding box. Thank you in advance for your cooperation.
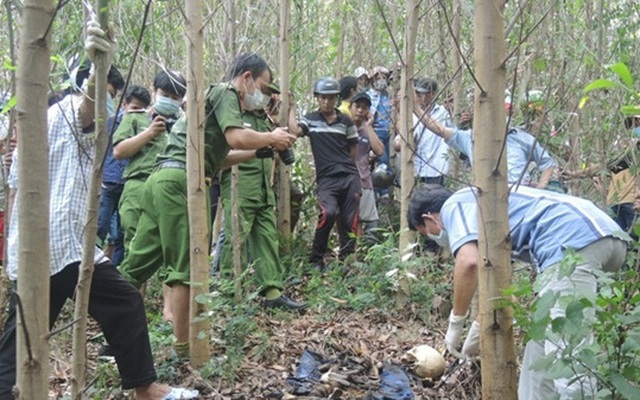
[408,184,629,399]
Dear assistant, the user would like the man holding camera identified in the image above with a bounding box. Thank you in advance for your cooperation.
[289,77,361,272]
[113,70,187,263]
[118,53,297,356]
[217,82,306,310]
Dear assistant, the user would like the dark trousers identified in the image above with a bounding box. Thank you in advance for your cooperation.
[311,174,361,263]
[97,182,125,266]
[0,261,156,399]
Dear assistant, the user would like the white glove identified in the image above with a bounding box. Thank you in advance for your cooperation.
[444,312,466,358]
[84,20,116,63]
[462,320,480,357]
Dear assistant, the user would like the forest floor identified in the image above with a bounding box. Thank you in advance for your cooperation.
[44,197,517,400]
[47,257,493,400]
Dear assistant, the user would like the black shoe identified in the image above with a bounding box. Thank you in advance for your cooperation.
[264,295,308,311]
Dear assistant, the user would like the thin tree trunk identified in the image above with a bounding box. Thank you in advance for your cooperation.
[1,0,19,323]
[450,0,463,180]
[231,165,242,302]
[223,0,236,55]
[71,1,110,398]
[14,0,53,397]
[334,0,345,78]
[398,0,419,257]
[473,0,517,398]
[277,0,292,252]
[186,0,210,367]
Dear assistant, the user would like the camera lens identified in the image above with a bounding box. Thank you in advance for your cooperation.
[278,149,295,165]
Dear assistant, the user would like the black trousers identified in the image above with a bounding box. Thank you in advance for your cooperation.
[310,174,361,263]
[0,261,157,399]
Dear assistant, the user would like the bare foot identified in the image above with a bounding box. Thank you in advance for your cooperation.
[134,382,171,400]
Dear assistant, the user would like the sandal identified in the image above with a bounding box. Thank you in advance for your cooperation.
[162,387,199,399]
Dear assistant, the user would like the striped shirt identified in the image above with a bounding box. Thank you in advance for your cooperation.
[7,94,106,280]
[299,109,359,180]
[441,186,626,272]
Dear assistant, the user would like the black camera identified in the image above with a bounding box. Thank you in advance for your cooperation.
[165,117,178,133]
[152,113,177,133]
[278,148,295,165]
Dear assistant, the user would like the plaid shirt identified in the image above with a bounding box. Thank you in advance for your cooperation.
[7,94,106,280]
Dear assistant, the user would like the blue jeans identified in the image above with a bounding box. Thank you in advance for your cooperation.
[374,128,390,166]
[98,182,125,266]
[373,129,391,198]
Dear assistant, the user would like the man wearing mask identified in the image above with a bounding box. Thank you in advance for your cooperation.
[118,53,296,357]
[113,70,186,323]
[367,66,393,199]
[217,82,306,310]
[0,20,198,400]
[114,70,187,260]
[408,184,627,400]
[354,67,370,93]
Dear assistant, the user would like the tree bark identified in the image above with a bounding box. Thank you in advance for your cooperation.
[1,0,19,326]
[333,0,345,78]
[473,0,517,398]
[223,0,236,55]
[450,0,463,180]
[277,0,292,252]
[231,165,242,302]
[71,1,110,398]
[14,0,54,397]
[398,0,419,257]
[185,0,210,367]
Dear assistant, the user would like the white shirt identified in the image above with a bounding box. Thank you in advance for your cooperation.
[413,103,452,178]
[7,95,106,280]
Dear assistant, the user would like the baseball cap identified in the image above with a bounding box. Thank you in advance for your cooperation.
[355,67,369,79]
[370,66,390,78]
[413,77,437,94]
[350,92,372,107]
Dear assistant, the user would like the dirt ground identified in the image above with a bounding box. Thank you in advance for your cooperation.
[49,304,482,400]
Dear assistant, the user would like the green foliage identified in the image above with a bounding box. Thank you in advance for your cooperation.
[582,62,639,112]
[301,231,450,320]
[196,273,263,383]
[83,361,124,399]
[506,252,640,400]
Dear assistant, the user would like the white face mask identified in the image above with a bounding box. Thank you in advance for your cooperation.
[427,228,449,249]
[373,79,388,91]
[106,94,115,117]
[245,86,270,111]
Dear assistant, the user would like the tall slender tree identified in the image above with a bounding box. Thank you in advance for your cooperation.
[473,0,517,398]
[277,0,292,250]
[15,0,54,397]
[71,1,111,397]
[398,0,419,256]
[185,0,210,367]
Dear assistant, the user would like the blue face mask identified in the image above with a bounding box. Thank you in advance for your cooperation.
[106,94,115,117]
[634,126,640,137]
[427,228,449,249]
[154,95,182,117]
